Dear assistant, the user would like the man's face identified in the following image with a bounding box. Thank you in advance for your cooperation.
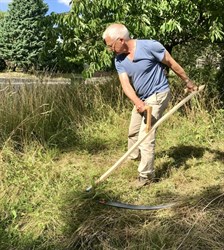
[104,37,127,55]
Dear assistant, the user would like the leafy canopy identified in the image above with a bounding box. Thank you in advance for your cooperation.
[62,0,224,76]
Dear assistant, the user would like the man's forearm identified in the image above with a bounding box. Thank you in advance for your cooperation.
[121,82,138,103]
[162,51,197,91]
[119,73,145,112]
[170,63,190,83]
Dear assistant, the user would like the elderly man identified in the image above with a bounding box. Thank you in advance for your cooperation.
[102,23,197,188]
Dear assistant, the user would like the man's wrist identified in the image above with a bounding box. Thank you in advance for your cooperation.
[184,78,194,89]
[137,104,144,109]
[184,78,190,84]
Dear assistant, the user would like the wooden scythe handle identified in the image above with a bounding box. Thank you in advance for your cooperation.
[144,106,152,133]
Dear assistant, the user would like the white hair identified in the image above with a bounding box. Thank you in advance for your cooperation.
[102,23,130,40]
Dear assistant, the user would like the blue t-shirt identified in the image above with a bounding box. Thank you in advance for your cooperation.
[115,40,169,100]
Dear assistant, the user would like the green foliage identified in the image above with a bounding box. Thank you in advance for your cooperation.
[44,12,85,73]
[37,13,65,71]
[0,0,48,71]
[172,42,223,105]
[60,0,224,76]
[0,11,6,71]
[0,11,5,20]
[24,11,83,73]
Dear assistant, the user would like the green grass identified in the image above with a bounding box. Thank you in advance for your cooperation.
[0,79,223,249]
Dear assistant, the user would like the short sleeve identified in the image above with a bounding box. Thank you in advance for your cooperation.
[149,40,166,62]
[115,58,127,74]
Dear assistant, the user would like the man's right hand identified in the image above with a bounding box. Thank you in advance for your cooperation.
[136,101,145,113]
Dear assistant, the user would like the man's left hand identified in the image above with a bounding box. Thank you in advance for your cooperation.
[185,79,198,92]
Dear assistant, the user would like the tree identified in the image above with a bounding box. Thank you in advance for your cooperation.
[0,11,7,71]
[39,12,83,73]
[0,0,48,71]
[37,13,63,71]
[61,0,224,76]
[0,11,5,20]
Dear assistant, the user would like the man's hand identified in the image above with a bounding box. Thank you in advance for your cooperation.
[136,101,145,113]
[185,79,198,92]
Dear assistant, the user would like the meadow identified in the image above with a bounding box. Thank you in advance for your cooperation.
[0,76,223,250]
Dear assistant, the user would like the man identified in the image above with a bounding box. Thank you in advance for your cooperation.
[102,23,197,188]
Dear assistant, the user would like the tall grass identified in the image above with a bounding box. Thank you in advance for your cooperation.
[0,77,129,150]
[0,77,223,249]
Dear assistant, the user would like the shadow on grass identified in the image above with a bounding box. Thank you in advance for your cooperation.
[61,183,224,250]
[156,144,224,179]
[52,131,124,155]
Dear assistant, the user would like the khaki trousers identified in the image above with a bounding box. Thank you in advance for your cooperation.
[128,90,171,178]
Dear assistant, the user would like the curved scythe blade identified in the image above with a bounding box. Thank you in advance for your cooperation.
[99,200,176,210]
